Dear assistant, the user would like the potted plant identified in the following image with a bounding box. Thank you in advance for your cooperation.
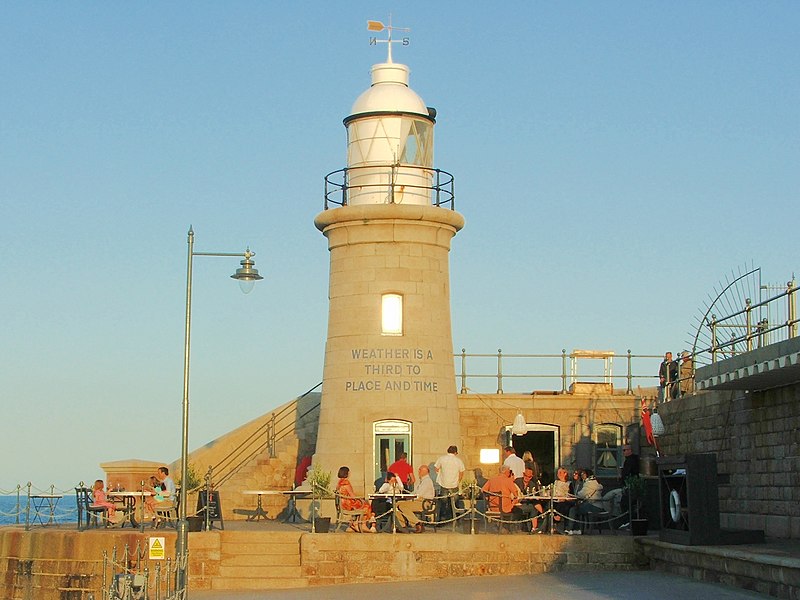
[307,465,333,532]
[624,475,648,535]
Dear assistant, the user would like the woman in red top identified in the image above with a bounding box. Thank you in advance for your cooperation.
[336,466,376,532]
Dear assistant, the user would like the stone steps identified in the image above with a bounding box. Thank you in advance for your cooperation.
[209,531,307,590]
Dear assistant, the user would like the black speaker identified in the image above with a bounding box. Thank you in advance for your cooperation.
[657,453,720,545]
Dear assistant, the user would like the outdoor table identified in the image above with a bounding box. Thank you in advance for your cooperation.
[242,490,283,522]
[369,492,417,533]
[30,493,63,526]
[281,489,311,523]
[108,491,153,529]
[528,494,577,534]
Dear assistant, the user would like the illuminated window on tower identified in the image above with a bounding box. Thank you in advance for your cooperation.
[381,293,403,336]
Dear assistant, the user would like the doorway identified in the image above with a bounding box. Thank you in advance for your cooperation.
[505,424,560,485]
[373,420,412,485]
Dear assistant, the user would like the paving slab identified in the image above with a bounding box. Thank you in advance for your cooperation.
[191,570,770,599]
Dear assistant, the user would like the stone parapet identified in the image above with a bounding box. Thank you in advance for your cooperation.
[300,532,646,586]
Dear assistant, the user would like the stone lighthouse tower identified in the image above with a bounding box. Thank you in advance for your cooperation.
[314,27,464,493]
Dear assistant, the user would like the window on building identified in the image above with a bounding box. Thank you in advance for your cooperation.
[381,293,403,336]
[594,423,622,478]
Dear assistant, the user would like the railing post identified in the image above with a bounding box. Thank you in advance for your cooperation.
[496,349,503,394]
[460,348,468,394]
[745,298,753,352]
[24,482,31,531]
[561,349,567,393]
[788,279,797,339]
[626,349,633,395]
[268,413,277,459]
[710,315,718,363]
[15,484,20,525]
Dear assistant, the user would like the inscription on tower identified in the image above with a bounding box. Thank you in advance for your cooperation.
[345,347,439,392]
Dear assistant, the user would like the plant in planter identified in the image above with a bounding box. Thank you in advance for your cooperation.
[624,475,648,535]
[306,465,334,528]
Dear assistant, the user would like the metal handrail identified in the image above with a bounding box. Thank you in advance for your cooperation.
[700,280,798,363]
[212,383,322,489]
[455,349,661,395]
[323,164,455,210]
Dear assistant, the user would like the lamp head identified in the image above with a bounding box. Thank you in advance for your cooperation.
[230,249,263,294]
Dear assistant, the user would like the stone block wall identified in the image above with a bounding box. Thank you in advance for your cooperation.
[300,533,647,585]
[458,391,644,478]
[656,383,800,538]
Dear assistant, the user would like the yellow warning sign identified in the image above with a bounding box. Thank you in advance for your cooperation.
[149,537,166,560]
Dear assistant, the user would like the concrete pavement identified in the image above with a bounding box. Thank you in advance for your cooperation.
[191,570,770,599]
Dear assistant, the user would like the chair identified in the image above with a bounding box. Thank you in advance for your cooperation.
[75,487,108,530]
[413,499,437,525]
[196,490,224,530]
[334,494,367,532]
[154,492,179,529]
[583,509,614,534]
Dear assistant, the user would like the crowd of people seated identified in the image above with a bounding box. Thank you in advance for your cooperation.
[304,444,641,535]
[89,465,176,527]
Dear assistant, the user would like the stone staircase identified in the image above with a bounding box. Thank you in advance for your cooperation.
[210,531,307,591]
[183,392,322,523]
[220,435,299,521]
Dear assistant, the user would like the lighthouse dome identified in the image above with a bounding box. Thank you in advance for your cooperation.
[350,62,429,118]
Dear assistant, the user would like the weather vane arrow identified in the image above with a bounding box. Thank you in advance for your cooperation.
[367,17,410,63]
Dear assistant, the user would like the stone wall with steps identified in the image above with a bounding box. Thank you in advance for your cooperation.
[638,537,800,600]
[656,383,800,538]
[184,393,321,522]
[190,530,306,591]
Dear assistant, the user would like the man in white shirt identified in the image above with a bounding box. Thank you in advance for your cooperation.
[397,465,436,533]
[503,446,525,490]
[434,445,465,523]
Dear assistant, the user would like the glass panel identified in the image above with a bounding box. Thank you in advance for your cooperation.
[381,293,403,336]
[594,424,622,476]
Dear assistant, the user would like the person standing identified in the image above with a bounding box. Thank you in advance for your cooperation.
[388,452,416,492]
[434,445,465,522]
[503,446,525,490]
[658,352,679,402]
[679,351,695,397]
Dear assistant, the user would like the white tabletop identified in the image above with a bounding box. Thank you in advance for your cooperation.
[242,490,285,495]
[108,491,153,497]
[31,494,63,499]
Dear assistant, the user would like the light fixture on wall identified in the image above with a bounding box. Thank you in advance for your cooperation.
[480,448,500,464]
[511,411,527,436]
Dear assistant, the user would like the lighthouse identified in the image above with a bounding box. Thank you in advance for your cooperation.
[313,23,465,493]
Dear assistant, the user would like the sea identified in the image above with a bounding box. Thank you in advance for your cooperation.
[0,494,78,526]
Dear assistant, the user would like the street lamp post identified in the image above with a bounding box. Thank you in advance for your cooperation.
[176,226,263,597]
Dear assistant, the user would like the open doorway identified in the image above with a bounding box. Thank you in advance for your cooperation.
[505,424,560,485]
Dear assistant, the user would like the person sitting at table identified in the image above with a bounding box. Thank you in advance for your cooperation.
[336,466,376,533]
[155,466,175,502]
[372,472,405,532]
[517,466,544,532]
[481,465,522,533]
[92,479,117,520]
[397,465,435,533]
[549,466,574,532]
[142,475,163,520]
[566,468,604,535]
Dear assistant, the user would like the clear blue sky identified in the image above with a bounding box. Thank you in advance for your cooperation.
[2,2,797,490]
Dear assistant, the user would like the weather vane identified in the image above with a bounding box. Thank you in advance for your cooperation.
[367,16,410,63]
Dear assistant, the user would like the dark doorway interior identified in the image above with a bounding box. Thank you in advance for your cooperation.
[512,430,556,485]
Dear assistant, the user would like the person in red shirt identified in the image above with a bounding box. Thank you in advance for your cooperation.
[387,452,416,491]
